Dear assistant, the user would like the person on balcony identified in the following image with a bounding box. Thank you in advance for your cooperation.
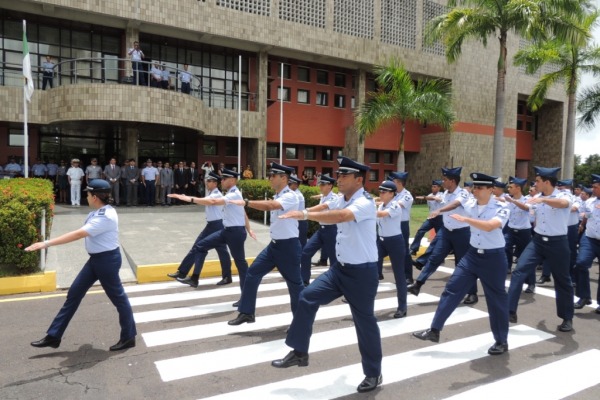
[41,55,55,90]
[180,64,192,94]
[127,41,145,85]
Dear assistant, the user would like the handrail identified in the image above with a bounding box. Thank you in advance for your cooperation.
[0,58,257,110]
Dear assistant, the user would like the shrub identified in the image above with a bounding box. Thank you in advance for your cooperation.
[0,178,54,276]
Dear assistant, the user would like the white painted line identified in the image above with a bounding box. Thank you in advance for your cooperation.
[444,349,600,400]
[197,325,553,400]
[142,292,439,347]
[156,306,488,382]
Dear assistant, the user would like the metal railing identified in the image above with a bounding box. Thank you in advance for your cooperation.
[0,58,257,111]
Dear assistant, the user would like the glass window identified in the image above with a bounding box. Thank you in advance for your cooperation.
[368,152,378,163]
[516,120,523,130]
[297,89,309,104]
[334,73,346,87]
[351,96,356,109]
[203,140,217,155]
[277,63,291,79]
[297,66,310,82]
[286,146,298,160]
[225,140,238,157]
[322,167,333,177]
[383,152,393,164]
[278,86,291,101]
[316,92,328,106]
[317,70,329,85]
[9,130,24,147]
[267,144,279,158]
[303,167,315,179]
[304,146,316,160]
[322,148,333,161]
[334,94,346,108]
[369,170,379,182]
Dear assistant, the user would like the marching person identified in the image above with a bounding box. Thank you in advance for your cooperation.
[413,173,510,355]
[410,180,443,256]
[271,156,382,394]
[388,171,413,283]
[288,175,308,249]
[27,180,136,351]
[507,166,574,332]
[228,162,304,325]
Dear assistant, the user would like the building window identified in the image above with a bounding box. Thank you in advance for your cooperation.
[384,170,394,180]
[303,167,315,180]
[383,152,393,164]
[267,144,279,158]
[278,86,291,101]
[334,94,346,108]
[334,73,346,87]
[317,70,329,85]
[316,92,328,106]
[304,146,316,160]
[277,63,291,79]
[322,167,333,177]
[203,140,217,155]
[286,146,298,159]
[368,151,379,163]
[8,130,24,147]
[297,89,310,104]
[298,66,310,82]
[225,140,238,157]
[322,148,333,161]
[369,170,379,182]
[351,96,356,108]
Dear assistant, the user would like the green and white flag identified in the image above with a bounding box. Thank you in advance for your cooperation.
[23,20,34,102]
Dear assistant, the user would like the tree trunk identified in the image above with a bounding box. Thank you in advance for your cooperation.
[492,31,508,177]
[397,120,406,171]
[563,86,577,178]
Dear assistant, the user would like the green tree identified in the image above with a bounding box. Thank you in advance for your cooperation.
[574,153,600,184]
[426,0,590,176]
[354,59,455,171]
[514,10,600,178]
[578,82,600,129]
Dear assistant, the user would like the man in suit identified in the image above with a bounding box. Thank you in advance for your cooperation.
[174,161,189,205]
[187,161,199,196]
[103,157,121,206]
[123,159,139,206]
[160,162,174,206]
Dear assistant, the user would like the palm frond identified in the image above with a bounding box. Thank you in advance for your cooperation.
[528,70,564,111]
[577,83,600,130]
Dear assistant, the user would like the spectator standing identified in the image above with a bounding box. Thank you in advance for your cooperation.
[5,157,23,177]
[123,159,139,206]
[150,61,162,88]
[57,160,69,203]
[140,159,159,207]
[160,162,174,206]
[86,158,103,183]
[31,158,48,178]
[47,158,59,182]
[174,162,189,204]
[242,165,254,180]
[127,41,145,85]
[103,157,121,206]
[41,55,55,90]
[67,158,84,206]
[154,161,164,205]
[201,161,214,180]
[180,64,192,94]
[187,161,199,196]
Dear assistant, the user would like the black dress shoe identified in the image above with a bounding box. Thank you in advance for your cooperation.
[167,271,185,279]
[232,300,240,307]
[463,294,478,305]
[536,275,551,284]
[393,309,407,319]
[357,374,382,393]
[524,284,535,294]
[558,319,573,332]
[31,335,61,349]
[407,281,422,296]
[311,260,328,266]
[378,274,384,280]
[406,278,414,285]
[228,313,255,325]
[216,276,232,286]
[177,276,198,288]
[509,312,518,323]
[488,342,508,355]
[412,328,440,343]
[110,337,136,351]
[412,260,424,270]
[271,351,309,368]
[410,249,418,256]
[574,298,592,309]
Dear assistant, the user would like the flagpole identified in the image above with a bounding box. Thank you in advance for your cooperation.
[23,20,29,178]
[279,62,283,164]
[238,55,241,175]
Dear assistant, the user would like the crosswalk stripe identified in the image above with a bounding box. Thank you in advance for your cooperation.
[141,293,439,347]
[443,349,600,400]
[197,325,554,400]
[155,306,488,382]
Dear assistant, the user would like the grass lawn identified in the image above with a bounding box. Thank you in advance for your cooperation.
[410,204,430,238]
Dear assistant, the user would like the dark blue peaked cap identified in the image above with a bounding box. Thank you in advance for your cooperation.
[534,166,560,178]
[470,173,497,186]
[318,174,336,185]
[592,174,600,184]
[378,180,397,192]
[221,168,240,178]
[432,180,443,186]
[508,176,527,187]
[269,162,294,175]
[464,181,473,187]
[288,175,302,184]
[583,187,593,195]
[557,179,574,187]
[442,166,462,178]
[493,180,507,189]
[389,171,408,181]
[84,179,111,192]
[206,171,222,182]
[336,156,370,174]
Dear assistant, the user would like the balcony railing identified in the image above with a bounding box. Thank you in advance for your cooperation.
[0,58,257,111]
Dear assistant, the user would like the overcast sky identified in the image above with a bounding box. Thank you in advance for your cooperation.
[575,0,600,160]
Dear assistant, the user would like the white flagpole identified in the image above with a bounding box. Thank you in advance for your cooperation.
[238,55,241,175]
[23,20,29,178]
[279,62,283,164]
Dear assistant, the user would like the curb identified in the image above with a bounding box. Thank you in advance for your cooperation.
[0,271,56,295]
[136,257,257,283]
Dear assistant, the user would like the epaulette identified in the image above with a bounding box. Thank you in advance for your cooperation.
[98,207,106,216]
[363,191,373,200]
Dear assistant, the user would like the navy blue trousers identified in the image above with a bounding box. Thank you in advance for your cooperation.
[177,220,231,277]
[401,221,412,280]
[300,225,337,283]
[508,235,574,320]
[432,247,508,344]
[377,234,407,311]
[575,236,600,301]
[47,248,136,341]
[541,224,578,280]
[145,180,156,206]
[505,228,535,284]
[238,238,304,315]
[286,262,382,377]
[298,220,308,250]
[409,215,442,253]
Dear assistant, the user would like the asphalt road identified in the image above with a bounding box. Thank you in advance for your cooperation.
[1,263,599,400]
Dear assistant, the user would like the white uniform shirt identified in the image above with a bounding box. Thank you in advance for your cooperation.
[223,186,245,227]
[141,166,158,181]
[180,70,192,83]
[67,167,84,182]
[533,189,573,236]
[464,199,510,249]
[294,188,305,210]
[395,188,413,222]
[583,197,600,240]
[507,196,532,230]
[270,187,299,240]
[441,186,470,230]
[377,201,403,237]
[205,188,225,222]
[129,48,143,62]
[319,191,338,226]
[329,189,378,264]
[427,192,443,212]
[82,205,119,254]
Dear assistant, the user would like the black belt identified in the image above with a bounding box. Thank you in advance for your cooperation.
[535,234,567,242]
[270,238,297,244]
[445,226,469,232]
[470,246,505,254]
[337,261,376,269]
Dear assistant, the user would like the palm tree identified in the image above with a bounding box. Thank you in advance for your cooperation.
[354,59,455,172]
[514,10,600,178]
[578,83,600,130]
[426,0,590,176]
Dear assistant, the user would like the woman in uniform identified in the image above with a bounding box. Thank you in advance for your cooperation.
[26,179,137,351]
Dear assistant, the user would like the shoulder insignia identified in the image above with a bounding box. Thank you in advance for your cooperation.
[497,208,509,218]
[404,195,411,201]
[363,191,373,200]
[98,208,106,216]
